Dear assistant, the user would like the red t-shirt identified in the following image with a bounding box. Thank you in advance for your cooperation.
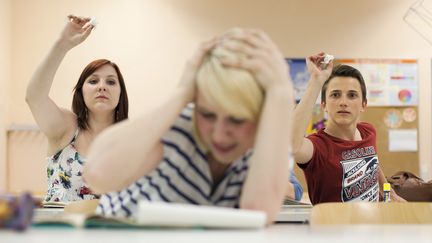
[298,122,380,205]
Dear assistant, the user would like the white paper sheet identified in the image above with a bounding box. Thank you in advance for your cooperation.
[388,129,418,152]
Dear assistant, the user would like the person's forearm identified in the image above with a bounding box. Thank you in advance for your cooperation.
[84,87,191,193]
[285,182,296,200]
[377,167,406,202]
[292,79,322,154]
[240,84,294,223]
[25,41,69,103]
[377,167,387,194]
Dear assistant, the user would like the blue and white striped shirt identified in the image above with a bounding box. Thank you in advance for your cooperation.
[97,105,253,218]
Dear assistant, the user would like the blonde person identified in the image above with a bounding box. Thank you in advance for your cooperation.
[26,15,129,202]
[84,28,295,224]
[292,55,404,204]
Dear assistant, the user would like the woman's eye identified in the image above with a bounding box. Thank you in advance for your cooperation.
[107,80,116,85]
[200,112,216,120]
[229,117,245,125]
[88,79,98,84]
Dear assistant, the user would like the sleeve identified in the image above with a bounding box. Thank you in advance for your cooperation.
[289,172,304,201]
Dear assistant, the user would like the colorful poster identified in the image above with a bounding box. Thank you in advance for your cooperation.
[337,59,418,106]
[286,58,418,107]
[285,58,310,103]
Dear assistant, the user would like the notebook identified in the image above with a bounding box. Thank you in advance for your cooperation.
[275,204,312,223]
[136,202,267,229]
[41,201,68,208]
[33,201,267,229]
[274,198,312,223]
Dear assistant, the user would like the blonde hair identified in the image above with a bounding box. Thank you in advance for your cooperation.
[196,42,264,121]
[192,40,265,151]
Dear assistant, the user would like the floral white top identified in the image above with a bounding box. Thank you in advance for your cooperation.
[44,129,98,202]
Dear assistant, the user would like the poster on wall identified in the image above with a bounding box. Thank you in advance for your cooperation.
[337,59,418,106]
[286,58,418,107]
[285,58,310,103]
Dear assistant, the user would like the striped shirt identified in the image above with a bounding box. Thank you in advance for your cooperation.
[97,105,253,218]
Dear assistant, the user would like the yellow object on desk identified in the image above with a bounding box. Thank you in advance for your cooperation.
[383,183,391,203]
[0,202,12,220]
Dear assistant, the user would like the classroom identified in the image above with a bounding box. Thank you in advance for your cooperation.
[1,0,431,241]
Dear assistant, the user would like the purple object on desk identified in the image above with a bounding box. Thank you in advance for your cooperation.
[1,193,35,231]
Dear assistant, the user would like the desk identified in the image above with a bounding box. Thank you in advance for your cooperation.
[0,224,430,243]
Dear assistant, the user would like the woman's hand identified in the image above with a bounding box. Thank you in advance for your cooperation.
[57,15,94,50]
[305,52,333,85]
[177,36,218,102]
[216,28,291,92]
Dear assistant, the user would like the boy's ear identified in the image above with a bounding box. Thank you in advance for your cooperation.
[360,100,367,112]
[320,101,327,112]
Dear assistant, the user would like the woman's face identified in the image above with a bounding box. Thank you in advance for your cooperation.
[82,64,121,115]
[195,92,257,164]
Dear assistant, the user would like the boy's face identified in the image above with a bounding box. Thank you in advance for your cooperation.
[321,76,367,126]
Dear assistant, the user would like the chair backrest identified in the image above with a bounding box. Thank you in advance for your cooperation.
[309,202,432,225]
[64,199,99,215]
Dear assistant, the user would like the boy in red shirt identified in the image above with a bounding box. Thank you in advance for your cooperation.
[292,54,404,204]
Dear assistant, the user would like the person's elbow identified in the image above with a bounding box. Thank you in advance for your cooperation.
[291,139,306,160]
[83,137,117,194]
[25,85,36,105]
[240,200,281,225]
[240,188,285,225]
[83,157,111,194]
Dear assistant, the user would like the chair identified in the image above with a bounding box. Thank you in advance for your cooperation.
[309,202,432,225]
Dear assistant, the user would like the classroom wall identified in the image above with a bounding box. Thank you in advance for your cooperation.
[5,0,432,192]
[0,0,11,191]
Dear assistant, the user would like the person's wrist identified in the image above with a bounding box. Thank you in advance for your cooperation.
[265,82,294,100]
[176,84,195,104]
[53,39,73,53]
[310,73,327,84]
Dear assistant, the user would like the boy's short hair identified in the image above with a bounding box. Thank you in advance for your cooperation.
[321,64,367,103]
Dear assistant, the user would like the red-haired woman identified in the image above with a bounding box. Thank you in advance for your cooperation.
[26,15,129,202]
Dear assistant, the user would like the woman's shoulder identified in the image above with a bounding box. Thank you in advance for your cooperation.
[179,103,194,121]
[170,104,195,130]
[162,104,203,154]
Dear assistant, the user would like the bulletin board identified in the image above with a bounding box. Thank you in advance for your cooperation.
[288,58,420,192]
[361,106,419,176]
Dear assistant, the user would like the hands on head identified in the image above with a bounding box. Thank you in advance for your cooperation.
[216,28,291,92]
[178,27,293,103]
